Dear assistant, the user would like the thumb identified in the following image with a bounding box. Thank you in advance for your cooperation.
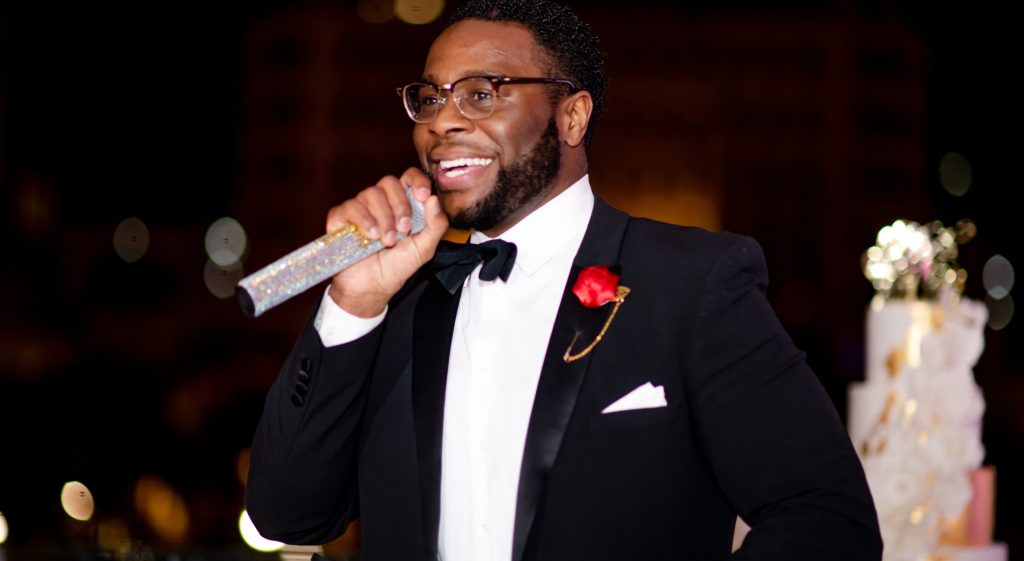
[409,194,448,258]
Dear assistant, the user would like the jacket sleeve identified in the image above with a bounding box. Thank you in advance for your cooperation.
[685,235,883,560]
[245,302,383,544]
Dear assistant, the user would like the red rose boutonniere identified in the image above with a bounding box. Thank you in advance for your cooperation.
[564,265,631,363]
[572,265,622,308]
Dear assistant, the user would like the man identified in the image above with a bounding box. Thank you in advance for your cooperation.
[245,1,883,560]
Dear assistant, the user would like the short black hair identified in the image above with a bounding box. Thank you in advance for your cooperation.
[447,0,607,149]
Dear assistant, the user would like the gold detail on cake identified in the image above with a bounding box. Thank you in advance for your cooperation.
[884,302,936,379]
[924,554,954,561]
[879,390,898,425]
[905,302,934,368]
[886,348,905,379]
[910,500,933,525]
[918,429,929,447]
[903,399,918,425]
[910,504,925,524]
[923,471,936,486]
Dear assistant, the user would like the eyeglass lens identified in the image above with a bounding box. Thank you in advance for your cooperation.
[404,77,496,122]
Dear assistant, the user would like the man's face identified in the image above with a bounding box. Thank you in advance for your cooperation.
[414,19,562,234]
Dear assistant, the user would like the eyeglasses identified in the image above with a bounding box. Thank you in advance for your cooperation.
[397,75,579,124]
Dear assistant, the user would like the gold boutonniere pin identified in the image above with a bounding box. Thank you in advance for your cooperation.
[563,265,630,363]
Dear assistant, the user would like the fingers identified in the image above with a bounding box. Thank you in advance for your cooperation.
[397,167,446,247]
[322,170,448,316]
[325,174,424,247]
[398,167,433,234]
[324,169,447,267]
[402,190,449,260]
[367,177,408,246]
[400,166,433,201]
[421,194,449,240]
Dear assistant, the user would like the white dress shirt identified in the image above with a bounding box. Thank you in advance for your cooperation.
[314,175,595,561]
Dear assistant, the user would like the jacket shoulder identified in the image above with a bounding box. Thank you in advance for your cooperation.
[619,213,765,269]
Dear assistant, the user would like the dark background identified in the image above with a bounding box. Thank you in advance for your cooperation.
[1,0,1020,559]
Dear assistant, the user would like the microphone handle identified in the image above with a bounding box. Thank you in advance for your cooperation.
[236,187,426,318]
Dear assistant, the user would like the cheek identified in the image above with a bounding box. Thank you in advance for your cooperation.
[484,115,545,166]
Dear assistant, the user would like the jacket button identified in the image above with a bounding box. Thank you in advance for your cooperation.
[297,371,311,384]
[301,357,313,372]
[291,392,304,407]
[295,382,309,396]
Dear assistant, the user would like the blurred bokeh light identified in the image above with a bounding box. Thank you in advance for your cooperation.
[239,510,283,552]
[113,217,151,263]
[95,517,131,552]
[939,152,972,197]
[60,481,94,522]
[13,173,57,240]
[134,475,189,546]
[205,217,248,267]
[236,448,251,487]
[986,295,1015,331]
[395,0,445,25]
[205,259,246,299]
[983,254,1014,300]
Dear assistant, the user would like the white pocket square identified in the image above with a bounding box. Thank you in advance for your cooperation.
[601,382,668,414]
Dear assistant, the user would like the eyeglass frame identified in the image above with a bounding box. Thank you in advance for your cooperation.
[396,75,580,124]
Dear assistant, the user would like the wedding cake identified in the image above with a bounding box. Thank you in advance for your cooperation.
[849,219,1007,561]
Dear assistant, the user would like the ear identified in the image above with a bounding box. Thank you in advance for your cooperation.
[557,90,593,148]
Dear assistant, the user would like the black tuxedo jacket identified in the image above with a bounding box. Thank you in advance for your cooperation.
[246,198,882,561]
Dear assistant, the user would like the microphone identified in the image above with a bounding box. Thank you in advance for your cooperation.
[235,187,426,318]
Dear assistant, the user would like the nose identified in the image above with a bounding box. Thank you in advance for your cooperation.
[427,92,472,137]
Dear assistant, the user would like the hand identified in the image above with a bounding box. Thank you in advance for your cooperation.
[326,167,448,317]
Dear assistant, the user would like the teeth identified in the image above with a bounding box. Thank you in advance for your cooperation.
[439,157,493,170]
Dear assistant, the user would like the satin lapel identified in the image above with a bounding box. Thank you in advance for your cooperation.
[412,278,462,560]
[511,198,631,561]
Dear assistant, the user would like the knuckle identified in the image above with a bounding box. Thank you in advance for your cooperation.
[377,175,400,188]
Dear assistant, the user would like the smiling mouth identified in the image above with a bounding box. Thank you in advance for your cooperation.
[438,157,494,178]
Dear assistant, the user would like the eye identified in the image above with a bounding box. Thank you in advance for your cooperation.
[467,88,495,102]
[418,94,442,107]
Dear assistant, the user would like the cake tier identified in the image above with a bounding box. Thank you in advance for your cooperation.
[864,300,931,383]
[935,543,1008,561]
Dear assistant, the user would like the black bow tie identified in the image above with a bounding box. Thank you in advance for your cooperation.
[430,238,518,294]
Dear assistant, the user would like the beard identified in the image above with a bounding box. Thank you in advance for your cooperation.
[438,118,561,232]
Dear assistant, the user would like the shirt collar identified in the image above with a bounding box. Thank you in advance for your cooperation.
[470,174,595,276]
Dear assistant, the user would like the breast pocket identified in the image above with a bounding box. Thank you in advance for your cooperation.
[591,400,680,430]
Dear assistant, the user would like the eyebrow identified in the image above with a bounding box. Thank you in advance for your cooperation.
[420,70,504,84]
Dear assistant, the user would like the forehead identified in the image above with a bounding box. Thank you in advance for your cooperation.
[422,19,547,82]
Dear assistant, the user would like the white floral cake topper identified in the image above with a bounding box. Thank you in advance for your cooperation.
[862,219,976,302]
